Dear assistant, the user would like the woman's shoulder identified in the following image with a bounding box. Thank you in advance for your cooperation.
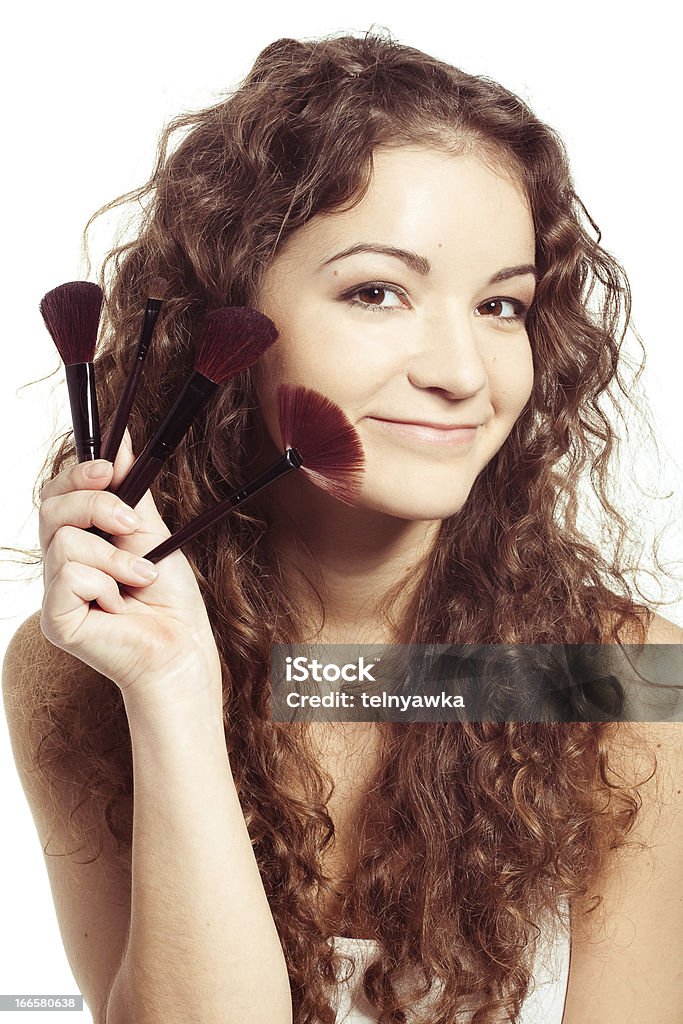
[599,611,683,893]
[603,606,683,748]
[2,610,106,793]
[5,609,67,676]
[3,609,91,713]
[3,608,131,861]
[626,607,683,643]
[563,610,683,1021]
[595,596,682,643]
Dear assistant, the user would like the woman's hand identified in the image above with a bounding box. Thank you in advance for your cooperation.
[39,431,223,709]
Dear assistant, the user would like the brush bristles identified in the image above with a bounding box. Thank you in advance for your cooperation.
[194,307,278,384]
[276,385,365,504]
[39,281,104,365]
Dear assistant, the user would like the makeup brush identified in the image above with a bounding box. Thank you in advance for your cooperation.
[101,277,167,463]
[141,384,365,565]
[114,307,278,510]
[39,281,104,461]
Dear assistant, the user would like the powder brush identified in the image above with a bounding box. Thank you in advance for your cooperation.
[101,277,167,463]
[114,307,278,510]
[142,384,365,565]
[39,281,104,461]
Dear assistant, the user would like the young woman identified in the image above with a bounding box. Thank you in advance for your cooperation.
[3,32,682,1024]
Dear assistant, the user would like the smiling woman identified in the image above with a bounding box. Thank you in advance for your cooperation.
[3,29,682,1024]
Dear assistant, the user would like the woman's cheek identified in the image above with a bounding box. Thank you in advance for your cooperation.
[491,340,534,415]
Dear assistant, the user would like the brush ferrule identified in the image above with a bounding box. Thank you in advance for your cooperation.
[228,448,303,504]
[148,370,217,459]
[101,297,163,462]
[65,362,101,461]
[137,298,163,359]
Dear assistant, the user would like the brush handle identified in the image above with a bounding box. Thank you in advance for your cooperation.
[65,362,101,461]
[143,448,303,564]
[101,297,162,463]
[114,369,218,509]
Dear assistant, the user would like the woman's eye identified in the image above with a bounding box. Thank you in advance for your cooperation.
[345,283,408,313]
[475,297,528,324]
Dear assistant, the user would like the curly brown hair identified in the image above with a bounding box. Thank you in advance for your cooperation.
[24,28,667,1024]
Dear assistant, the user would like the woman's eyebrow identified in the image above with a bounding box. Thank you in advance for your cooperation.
[319,243,537,283]
[320,243,430,275]
[489,264,538,284]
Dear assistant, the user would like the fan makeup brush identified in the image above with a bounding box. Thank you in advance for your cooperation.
[141,384,365,565]
[39,281,104,461]
[101,278,167,463]
[114,307,278,510]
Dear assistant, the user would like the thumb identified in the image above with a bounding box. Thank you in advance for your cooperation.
[109,427,137,490]
[111,428,172,547]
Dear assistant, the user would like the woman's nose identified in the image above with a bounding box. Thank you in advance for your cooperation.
[405,309,488,399]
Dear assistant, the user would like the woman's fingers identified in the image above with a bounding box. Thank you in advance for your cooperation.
[43,525,160,594]
[43,562,126,638]
[39,490,141,553]
[39,459,114,502]
[39,429,172,558]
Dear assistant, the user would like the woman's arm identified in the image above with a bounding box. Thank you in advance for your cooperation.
[3,618,131,1022]
[563,615,683,1023]
[105,672,292,1024]
[3,619,293,1024]
[4,431,293,1024]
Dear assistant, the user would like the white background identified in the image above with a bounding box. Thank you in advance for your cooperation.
[1,1,681,1021]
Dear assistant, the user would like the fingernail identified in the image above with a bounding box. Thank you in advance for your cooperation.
[84,460,111,479]
[132,558,159,580]
[114,505,140,528]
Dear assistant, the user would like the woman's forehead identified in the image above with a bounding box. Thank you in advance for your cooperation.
[271,147,535,276]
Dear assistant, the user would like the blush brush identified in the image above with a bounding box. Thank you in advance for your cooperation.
[39,281,104,461]
[141,384,365,565]
[114,307,278,510]
[101,277,167,463]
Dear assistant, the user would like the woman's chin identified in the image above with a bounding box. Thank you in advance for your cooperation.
[354,488,471,523]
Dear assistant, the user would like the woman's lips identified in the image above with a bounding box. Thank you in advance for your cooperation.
[364,416,480,447]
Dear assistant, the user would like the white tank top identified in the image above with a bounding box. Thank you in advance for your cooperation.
[329,903,570,1024]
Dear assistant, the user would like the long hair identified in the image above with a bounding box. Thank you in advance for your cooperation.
[25,30,665,1024]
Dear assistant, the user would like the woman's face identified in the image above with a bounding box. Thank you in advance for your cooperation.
[254,145,536,521]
